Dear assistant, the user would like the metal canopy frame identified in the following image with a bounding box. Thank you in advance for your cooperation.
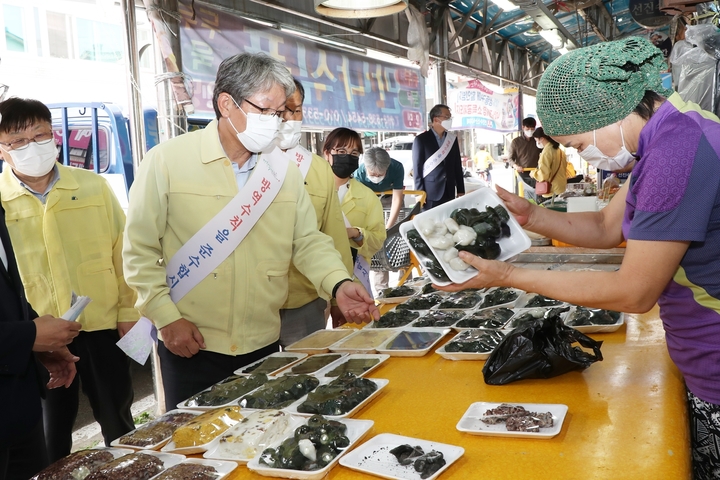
[161,0,651,92]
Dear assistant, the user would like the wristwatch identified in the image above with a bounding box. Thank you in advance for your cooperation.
[352,229,364,242]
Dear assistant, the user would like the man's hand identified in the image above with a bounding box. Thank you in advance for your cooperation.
[435,251,515,292]
[495,185,534,227]
[335,282,380,324]
[160,318,206,358]
[33,315,82,352]
[117,321,137,338]
[37,347,79,389]
[514,164,524,172]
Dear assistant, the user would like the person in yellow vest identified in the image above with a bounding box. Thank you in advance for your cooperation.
[321,128,386,327]
[0,98,136,462]
[123,53,379,410]
[276,79,353,346]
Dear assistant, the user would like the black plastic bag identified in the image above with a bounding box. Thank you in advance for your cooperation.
[482,312,603,385]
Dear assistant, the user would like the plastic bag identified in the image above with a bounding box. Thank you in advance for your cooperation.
[482,312,603,385]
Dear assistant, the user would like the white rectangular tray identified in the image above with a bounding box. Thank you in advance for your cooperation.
[176,375,270,411]
[456,402,568,439]
[339,432,464,480]
[412,187,531,284]
[284,329,357,354]
[320,354,390,378]
[233,352,307,376]
[111,409,201,449]
[203,411,302,464]
[563,307,625,333]
[161,407,244,455]
[148,457,238,479]
[247,418,374,480]
[435,330,506,361]
[375,328,450,357]
[399,221,452,287]
[513,292,567,309]
[329,329,399,354]
[283,378,389,419]
[376,285,420,304]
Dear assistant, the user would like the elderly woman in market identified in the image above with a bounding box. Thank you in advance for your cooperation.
[322,128,386,326]
[438,37,720,479]
[530,127,567,203]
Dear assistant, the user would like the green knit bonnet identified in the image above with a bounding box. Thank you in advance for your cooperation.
[536,37,673,136]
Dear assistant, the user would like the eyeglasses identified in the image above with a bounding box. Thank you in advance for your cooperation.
[282,107,303,120]
[242,98,285,119]
[0,132,54,151]
[332,148,361,157]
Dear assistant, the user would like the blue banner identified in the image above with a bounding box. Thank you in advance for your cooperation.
[178,0,425,132]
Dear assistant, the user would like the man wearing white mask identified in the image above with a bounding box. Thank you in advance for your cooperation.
[276,78,353,347]
[412,104,464,210]
[123,53,379,410]
[0,98,136,461]
[508,117,541,186]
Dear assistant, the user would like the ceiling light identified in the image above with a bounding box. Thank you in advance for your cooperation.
[314,0,408,18]
[539,28,564,48]
[280,26,367,54]
[491,0,520,11]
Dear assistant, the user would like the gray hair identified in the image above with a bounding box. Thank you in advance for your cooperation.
[428,104,449,125]
[363,147,392,173]
[212,52,295,119]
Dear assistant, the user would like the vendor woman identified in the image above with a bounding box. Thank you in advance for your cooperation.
[439,37,720,479]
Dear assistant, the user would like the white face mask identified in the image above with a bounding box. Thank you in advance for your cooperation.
[367,174,385,184]
[523,129,534,138]
[3,140,58,177]
[276,120,302,150]
[228,98,281,153]
[535,141,543,149]
[441,119,452,130]
[578,125,635,171]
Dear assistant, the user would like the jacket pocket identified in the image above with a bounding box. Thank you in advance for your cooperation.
[76,258,118,324]
[20,274,53,316]
[256,261,290,309]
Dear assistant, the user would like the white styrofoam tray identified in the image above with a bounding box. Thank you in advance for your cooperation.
[284,329,357,354]
[435,330,506,361]
[563,306,625,333]
[375,328,450,357]
[283,377,389,419]
[233,352,308,376]
[399,221,452,287]
[111,410,200,449]
[339,432,464,480]
[456,402,568,439]
[412,187,531,284]
[320,353,390,378]
[148,458,238,479]
[247,418,374,480]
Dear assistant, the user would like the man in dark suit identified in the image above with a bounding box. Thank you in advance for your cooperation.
[412,104,465,209]
[0,201,81,480]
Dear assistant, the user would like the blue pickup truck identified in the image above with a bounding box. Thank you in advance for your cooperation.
[47,102,209,208]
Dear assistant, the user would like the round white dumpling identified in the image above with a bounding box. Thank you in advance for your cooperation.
[417,218,437,236]
[428,234,454,250]
[444,217,460,234]
[453,225,477,246]
[298,438,317,461]
[449,256,470,271]
[443,247,459,262]
[434,222,448,236]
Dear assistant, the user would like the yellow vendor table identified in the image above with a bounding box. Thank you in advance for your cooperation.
[219,305,690,479]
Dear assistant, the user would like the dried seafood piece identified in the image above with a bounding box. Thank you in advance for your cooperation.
[324,358,380,377]
[565,307,621,326]
[373,309,420,328]
[297,373,378,415]
[379,285,415,298]
[31,449,115,480]
[413,310,465,328]
[421,283,438,294]
[523,294,564,307]
[437,291,482,309]
[151,463,219,480]
[481,403,529,424]
[395,293,444,311]
[478,288,520,309]
[214,410,290,461]
[289,355,342,375]
[388,445,446,479]
[172,406,243,447]
[118,411,198,447]
[444,330,505,353]
[241,356,298,374]
[385,331,442,350]
[239,375,320,409]
[389,444,424,465]
[182,374,268,407]
[456,307,514,329]
[505,412,554,432]
[259,415,349,471]
[84,452,164,480]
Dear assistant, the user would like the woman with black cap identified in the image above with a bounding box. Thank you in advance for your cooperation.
[438,37,720,479]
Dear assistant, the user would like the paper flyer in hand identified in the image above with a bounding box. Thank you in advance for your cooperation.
[61,293,92,321]
[116,317,158,365]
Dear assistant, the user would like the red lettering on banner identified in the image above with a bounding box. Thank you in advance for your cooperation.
[260,178,271,193]
[230,215,242,231]
[251,191,263,206]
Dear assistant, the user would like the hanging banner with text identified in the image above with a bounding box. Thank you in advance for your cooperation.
[448,80,519,132]
[178,0,425,132]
